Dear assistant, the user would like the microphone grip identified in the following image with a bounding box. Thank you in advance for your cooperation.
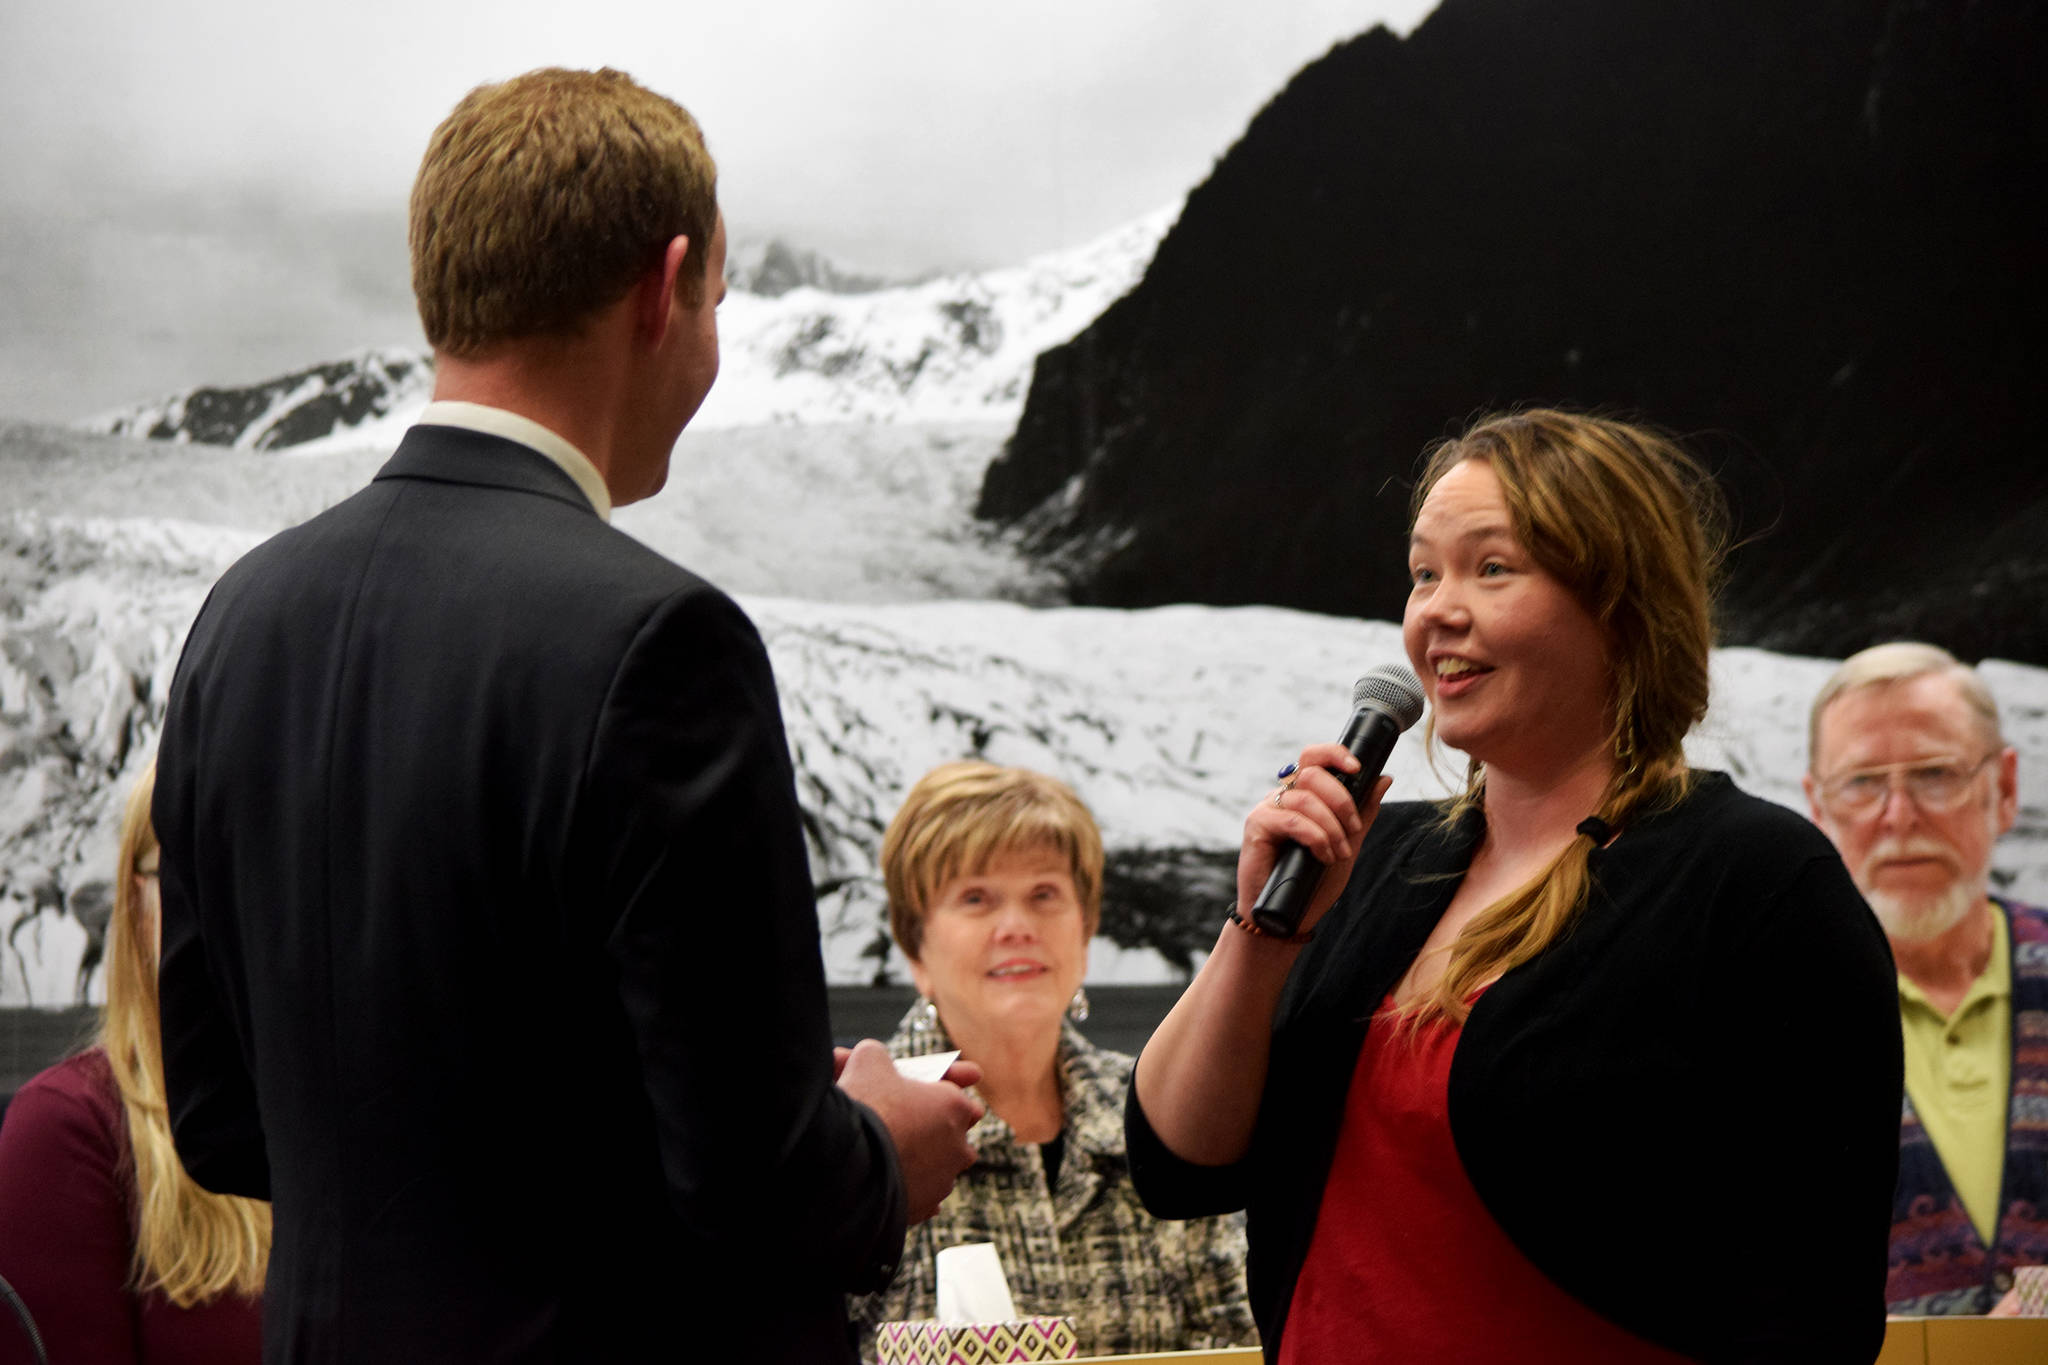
[1249,710,1401,938]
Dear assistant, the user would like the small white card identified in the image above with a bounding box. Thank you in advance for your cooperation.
[893,1050,961,1084]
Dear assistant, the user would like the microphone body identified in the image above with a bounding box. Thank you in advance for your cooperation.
[1250,667,1424,938]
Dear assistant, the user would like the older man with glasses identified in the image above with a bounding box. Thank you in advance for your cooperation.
[1806,641,2045,1315]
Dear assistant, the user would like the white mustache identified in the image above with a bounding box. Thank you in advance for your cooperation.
[1861,838,1957,877]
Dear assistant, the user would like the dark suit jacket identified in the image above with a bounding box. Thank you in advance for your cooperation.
[155,423,905,1363]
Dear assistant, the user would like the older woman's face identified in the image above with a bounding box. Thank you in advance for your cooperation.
[1403,459,1613,778]
[909,847,1089,1045]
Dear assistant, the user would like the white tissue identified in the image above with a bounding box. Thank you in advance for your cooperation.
[934,1243,1017,1325]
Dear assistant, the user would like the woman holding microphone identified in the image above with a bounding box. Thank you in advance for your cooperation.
[1129,410,1901,1362]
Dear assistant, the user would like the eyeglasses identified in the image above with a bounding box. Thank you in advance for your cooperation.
[1816,753,1997,817]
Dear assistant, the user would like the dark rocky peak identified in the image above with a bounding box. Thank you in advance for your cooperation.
[981,0,2047,663]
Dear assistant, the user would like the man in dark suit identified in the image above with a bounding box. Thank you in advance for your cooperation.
[154,67,982,1363]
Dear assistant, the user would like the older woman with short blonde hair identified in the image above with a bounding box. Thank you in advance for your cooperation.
[851,761,1254,1360]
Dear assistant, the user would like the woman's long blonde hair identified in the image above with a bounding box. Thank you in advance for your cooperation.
[99,761,271,1305]
[1407,409,1725,1025]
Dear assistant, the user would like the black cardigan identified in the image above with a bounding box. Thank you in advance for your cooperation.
[1128,773,1902,1363]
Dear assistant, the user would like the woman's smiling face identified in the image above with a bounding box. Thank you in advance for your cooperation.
[1402,458,1614,778]
[908,846,1089,1044]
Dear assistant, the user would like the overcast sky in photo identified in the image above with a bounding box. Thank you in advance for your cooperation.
[0,1,1438,424]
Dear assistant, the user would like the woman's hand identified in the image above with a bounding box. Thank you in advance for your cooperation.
[1131,744,1393,1171]
[1236,742,1392,938]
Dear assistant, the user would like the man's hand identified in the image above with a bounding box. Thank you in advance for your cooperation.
[832,1045,980,1088]
[836,1039,983,1223]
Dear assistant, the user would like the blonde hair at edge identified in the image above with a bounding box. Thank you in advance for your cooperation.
[1406,409,1725,1026]
[882,762,1105,963]
[99,763,271,1305]
[1807,641,2004,769]
[409,66,719,356]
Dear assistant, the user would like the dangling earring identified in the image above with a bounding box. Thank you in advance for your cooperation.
[910,995,941,1044]
[1067,986,1090,1024]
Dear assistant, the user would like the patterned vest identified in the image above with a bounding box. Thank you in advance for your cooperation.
[1886,898,2048,1313]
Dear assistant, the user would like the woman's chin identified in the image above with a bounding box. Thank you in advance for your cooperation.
[949,983,1071,1038]
[1430,722,1488,762]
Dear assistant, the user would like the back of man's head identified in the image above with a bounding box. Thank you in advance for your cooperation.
[410,67,718,358]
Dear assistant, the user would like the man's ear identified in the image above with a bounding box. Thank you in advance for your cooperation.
[1801,771,1828,830]
[1995,745,2020,836]
[635,234,692,343]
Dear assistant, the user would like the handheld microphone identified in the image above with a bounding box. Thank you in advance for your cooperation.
[1250,664,1426,938]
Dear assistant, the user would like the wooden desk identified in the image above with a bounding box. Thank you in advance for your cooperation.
[1881,1316,2048,1364]
[1064,1319,2048,1364]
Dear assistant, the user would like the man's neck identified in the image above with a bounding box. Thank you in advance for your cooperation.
[1894,897,1998,1017]
[431,342,638,504]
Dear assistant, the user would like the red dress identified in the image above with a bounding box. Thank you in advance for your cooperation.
[0,1048,263,1365]
[1279,997,1693,1364]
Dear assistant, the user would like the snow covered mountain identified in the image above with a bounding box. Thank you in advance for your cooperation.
[724,238,893,297]
[696,206,1177,428]
[8,428,2048,1005]
[87,347,432,452]
[78,206,1178,452]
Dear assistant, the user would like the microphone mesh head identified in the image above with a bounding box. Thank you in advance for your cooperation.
[1353,664,1426,730]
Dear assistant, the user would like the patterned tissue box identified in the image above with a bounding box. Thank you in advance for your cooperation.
[2014,1265,2048,1316]
[874,1317,1078,1364]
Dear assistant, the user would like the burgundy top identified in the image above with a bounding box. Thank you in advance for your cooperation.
[0,1048,262,1365]
[1279,997,1692,1364]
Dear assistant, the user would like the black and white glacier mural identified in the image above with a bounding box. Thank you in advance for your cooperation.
[8,420,2048,1002]
[7,0,2046,1005]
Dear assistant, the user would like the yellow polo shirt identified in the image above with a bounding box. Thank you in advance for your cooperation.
[1896,905,2012,1246]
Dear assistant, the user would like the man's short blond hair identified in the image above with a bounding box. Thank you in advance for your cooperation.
[409,67,718,356]
[1808,641,2004,772]
[881,761,1105,961]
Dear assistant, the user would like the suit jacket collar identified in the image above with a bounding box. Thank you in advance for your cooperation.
[374,423,601,518]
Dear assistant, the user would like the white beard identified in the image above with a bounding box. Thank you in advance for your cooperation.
[1863,877,1984,945]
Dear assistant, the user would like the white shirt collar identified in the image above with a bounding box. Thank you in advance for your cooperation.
[415,400,612,522]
